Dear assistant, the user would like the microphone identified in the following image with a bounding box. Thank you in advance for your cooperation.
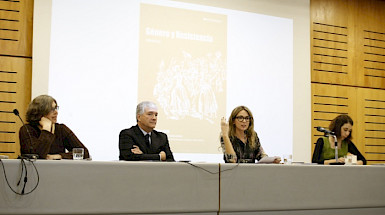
[13,109,20,116]
[316,126,343,165]
[316,126,335,135]
[13,109,38,159]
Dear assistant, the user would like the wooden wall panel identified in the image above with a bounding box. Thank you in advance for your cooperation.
[355,0,385,89]
[356,88,385,164]
[311,0,356,86]
[311,22,352,85]
[0,0,33,57]
[0,56,31,158]
[361,30,385,89]
[0,0,33,159]
[312,0,385,89]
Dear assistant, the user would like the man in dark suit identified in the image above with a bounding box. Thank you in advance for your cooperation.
[119,101,174,161]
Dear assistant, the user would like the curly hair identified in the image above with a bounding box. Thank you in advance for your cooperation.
[227,106,257,149]
[26,95,57,126]
[329,114,353,139]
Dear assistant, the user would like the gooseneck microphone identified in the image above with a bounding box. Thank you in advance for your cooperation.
[316,126,343,165]
[9,109,40,195]
[13,109,19,116]
[13,109,38,159]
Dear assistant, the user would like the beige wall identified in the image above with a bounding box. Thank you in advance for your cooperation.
[31,0,51,98]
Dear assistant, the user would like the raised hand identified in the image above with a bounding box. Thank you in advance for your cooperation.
[221,117,229,136]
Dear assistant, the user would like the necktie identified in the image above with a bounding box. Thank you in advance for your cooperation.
[145,134,150,148]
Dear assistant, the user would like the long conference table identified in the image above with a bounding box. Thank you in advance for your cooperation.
[0,159,385,215]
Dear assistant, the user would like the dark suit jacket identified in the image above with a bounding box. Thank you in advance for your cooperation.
[119,125,174,161]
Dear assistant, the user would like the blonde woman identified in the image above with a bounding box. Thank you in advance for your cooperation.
[220,106,279,163]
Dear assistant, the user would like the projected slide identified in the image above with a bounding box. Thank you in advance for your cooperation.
[45,0,293,161]
[138,4,227,151]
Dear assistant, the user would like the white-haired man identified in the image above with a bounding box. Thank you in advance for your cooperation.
[119,101,174,161]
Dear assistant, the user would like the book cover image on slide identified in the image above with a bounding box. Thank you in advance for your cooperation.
[138,3,227,153]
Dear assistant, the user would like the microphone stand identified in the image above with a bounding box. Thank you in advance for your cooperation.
[329,134,344,165]
[316,127,344,165]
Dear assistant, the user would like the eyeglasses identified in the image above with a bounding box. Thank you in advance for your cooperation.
[50,106,59,112]
[235,116,252,122]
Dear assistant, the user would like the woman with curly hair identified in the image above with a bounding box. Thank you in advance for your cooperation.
[312,114,366,165]
[19,95,90,160]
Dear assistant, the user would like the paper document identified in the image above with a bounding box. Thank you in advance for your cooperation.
[258,156,280,163]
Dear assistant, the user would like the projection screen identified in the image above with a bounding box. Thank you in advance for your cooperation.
[32,0,310,162]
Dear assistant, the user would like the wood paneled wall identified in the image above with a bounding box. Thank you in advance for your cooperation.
[0,0,33,159]
[311,0,385,164]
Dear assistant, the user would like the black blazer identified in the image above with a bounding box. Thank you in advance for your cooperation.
[119,125,174,161]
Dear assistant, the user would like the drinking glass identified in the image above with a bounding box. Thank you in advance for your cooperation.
[73,148,84,160]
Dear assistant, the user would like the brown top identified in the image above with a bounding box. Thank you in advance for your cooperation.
[19,123,90,159]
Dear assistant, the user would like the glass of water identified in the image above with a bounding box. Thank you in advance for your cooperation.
[73,148,84,160]
[283,154,292,164]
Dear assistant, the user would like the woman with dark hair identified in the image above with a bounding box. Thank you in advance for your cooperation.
[220,106,280,163]
[312,115,366,165]
[19,95,90,160]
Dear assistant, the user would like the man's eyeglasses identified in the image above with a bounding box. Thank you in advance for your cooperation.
[235,116,252,122]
